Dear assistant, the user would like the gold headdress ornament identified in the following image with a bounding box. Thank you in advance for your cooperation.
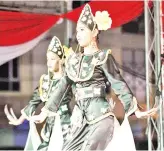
[78,4,112,31]
[62,45,74,59]
[47,36,64,59]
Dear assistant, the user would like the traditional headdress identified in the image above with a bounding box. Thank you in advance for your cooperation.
[78,4,112,31]
[47,36,64,59]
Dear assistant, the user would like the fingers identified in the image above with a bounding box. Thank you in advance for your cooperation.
[4,105,19,124]
[144,108,158,115]
[8,121,19,126]
[136,107,158,119]
[149,107,158,112]
[141,110,157,119]
[148,111,157,117]
[4,104,9,117]
[9,121,15,125]
[10,108,17,120]
[9,121,13,125]
[4,105,14,121]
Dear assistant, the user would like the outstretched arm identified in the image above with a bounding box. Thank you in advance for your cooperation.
[21,87,42,120]
[102,54,157,118]
[4,87,42,125]
[30,76,72,123]
[43,76,71,113]
[4,105,26,125]
[4,74,44,125]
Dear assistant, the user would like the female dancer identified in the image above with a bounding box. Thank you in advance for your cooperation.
[4,36,72,151]
[32,4,157,150]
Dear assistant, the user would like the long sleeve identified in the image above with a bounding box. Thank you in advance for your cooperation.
[43,76,72,114]
[58,85,73,115]
[101,54,139,116]
[61,86,73,106]
[21,87,42,119]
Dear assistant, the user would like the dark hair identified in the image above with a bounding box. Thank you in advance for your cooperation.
[95,24,101,43]
[96,30,101,43]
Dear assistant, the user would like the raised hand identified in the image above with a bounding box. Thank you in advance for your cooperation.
[4,104,25,125]
[135,107,158,119]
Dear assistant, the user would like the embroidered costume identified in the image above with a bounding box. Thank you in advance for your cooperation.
[21,36,72,150]
[43,4,141,151]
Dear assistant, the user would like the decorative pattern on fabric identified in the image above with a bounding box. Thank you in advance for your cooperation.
[75,86,106,100]
[21,88,41,120]
[66,49,109,82]
[78,4,95,31]
[39,74,58,102]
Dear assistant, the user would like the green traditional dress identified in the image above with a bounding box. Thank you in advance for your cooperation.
[44,49,140,150]
[21,74,72,150]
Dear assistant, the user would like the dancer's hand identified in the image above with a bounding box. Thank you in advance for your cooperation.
[135,107,158,119]
[30,112,47,123]
[4,104,25,125]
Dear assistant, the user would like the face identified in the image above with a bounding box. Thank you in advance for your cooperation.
[76,22,93,47]
[47,51,60,72]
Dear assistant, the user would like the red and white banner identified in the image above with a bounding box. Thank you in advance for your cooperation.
[0,31,47,65]
[64,1,147,28]
[0,11,60,46]
[0,11,60,65]
[0,1,151,65]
